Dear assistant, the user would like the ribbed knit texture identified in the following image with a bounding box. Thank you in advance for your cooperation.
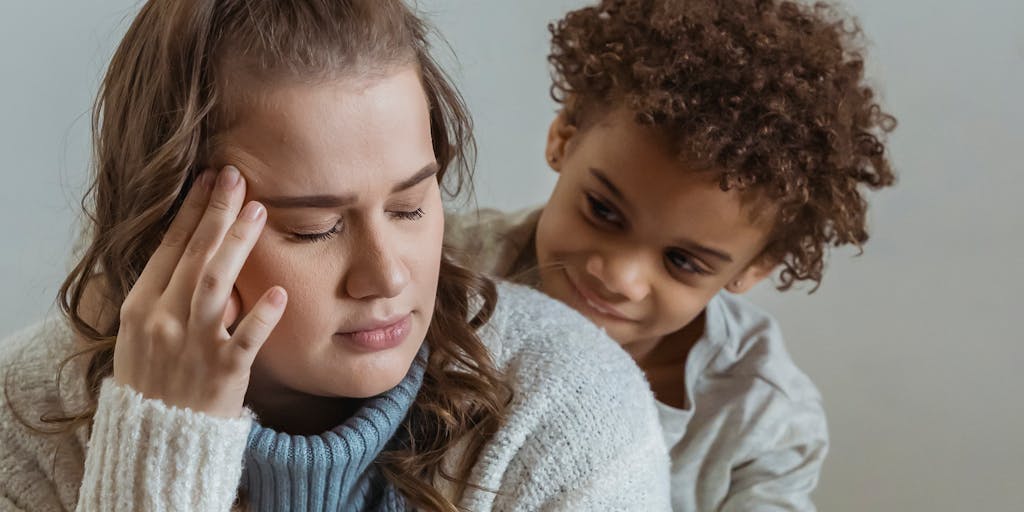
[239,347,426,512]
[80,380,253,511]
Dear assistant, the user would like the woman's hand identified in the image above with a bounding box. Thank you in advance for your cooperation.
[113,166,287,418]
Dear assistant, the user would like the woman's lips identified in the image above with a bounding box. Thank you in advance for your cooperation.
[334,314,412,352]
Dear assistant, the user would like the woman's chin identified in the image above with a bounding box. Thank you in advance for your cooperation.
[337,372,409,399]
[327,345,424,399]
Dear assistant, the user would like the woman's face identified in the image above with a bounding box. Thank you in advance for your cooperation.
[212,66,443,399]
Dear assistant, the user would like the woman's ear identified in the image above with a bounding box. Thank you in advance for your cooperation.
[545,110,577,173]
[724,260,775,294]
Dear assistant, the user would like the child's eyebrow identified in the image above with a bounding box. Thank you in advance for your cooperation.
[589,168,627,203]
[680,242,734,264]
[256,162,438,209]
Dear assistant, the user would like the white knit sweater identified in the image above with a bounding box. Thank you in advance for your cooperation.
[0,282,671,511]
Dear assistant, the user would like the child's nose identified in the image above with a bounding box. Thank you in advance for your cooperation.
[584,251,650,302]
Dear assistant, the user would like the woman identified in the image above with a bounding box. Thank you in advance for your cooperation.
[0,1,670,510]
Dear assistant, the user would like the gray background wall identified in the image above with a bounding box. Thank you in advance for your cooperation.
[2,1,1021,510]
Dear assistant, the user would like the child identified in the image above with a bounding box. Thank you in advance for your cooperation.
[447,0,896,509]
[0,1,671,510]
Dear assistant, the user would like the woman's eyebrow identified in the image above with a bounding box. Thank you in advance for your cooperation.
[258,194,357,209]
[392,162,439,193]
[256,162,439,209]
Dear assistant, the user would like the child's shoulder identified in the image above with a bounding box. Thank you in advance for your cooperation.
[706,292,822,405]
[445,207,539,234]
[444,207,541,277]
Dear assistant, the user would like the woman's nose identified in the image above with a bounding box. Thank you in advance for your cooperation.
[343,226,410,300]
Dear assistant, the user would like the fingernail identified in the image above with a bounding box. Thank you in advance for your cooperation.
[241,201,264,221]
[198,170,215,191]
[218,166,241,190]
[268,287,287,307]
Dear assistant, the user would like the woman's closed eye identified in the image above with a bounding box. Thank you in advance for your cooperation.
[291,207,425,243]
[293,220,343,243]
[389,207,425,221]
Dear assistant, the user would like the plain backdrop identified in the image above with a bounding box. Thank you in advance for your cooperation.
[1,1,1021,510]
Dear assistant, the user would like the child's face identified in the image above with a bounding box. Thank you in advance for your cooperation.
[536,108,775,352]
[212,67,443,399]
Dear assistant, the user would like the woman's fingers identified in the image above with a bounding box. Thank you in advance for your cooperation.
[131,170,214,299]
[164,166,246,316]
[230,286,287,362]
[189,201,266,330]
[223,287,242,330]
[114,164,281,418]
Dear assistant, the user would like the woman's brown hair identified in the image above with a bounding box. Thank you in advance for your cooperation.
[549,0,897,290]
[45,0,505,509]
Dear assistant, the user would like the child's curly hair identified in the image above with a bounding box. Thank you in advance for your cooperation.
[549,0,896,290]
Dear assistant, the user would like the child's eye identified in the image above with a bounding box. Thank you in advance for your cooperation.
[293,222,342,243]
[389,208,425,221]
[665,249,707,275]
[585,194,624,226]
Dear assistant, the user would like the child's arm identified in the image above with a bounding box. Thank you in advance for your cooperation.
[720,397,829,511]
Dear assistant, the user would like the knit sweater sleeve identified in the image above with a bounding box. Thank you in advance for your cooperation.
[74,379,252,511]
[1,319,251,511]
[0,378,252,511]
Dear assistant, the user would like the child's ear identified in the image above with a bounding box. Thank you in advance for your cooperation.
[545,111,577,173]
[724,260,775,294]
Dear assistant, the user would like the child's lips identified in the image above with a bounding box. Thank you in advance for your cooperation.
[564,270,636,322]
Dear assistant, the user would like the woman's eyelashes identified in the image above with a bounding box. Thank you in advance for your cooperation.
[293,221,343,243]
[291,207,427,243]
[389,207,425,221]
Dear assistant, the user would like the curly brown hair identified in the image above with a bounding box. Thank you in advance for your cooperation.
[548,0,896,290]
